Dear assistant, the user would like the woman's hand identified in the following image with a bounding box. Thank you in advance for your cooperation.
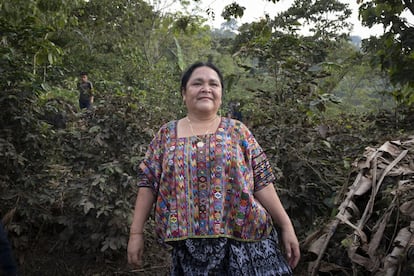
[127,234,145,268]
[127,187,155,268]
[254,184,301,268]
[280,227,300,269]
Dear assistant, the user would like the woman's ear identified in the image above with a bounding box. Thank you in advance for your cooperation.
[182,90,186,103]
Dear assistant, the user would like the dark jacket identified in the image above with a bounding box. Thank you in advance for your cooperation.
[0,222,17,275]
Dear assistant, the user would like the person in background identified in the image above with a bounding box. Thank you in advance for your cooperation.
[77,71,94,109]
[0,222,17,275]
[227,101,243,122]
[127,61,300,275]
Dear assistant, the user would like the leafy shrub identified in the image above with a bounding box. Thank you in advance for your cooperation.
[1,88,155,261]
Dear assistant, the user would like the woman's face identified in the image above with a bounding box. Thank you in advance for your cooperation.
[182,66,222,115]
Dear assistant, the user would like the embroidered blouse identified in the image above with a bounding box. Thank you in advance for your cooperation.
[137,117,275,242]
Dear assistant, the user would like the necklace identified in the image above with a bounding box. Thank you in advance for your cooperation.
[186,115,218,148]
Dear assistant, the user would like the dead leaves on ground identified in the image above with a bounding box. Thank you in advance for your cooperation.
[303,136,414,275]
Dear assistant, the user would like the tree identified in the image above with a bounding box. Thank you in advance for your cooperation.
[227,0,353,125]
[320,39,396,115]
[0,0,82,87]
[358,0,414,108]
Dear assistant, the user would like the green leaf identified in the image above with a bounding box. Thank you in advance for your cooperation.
[174,37,185,72]
[83,201,95,214]
[89,126,101,133]
[48,53,54,65]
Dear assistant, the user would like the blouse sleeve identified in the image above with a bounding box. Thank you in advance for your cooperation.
[239,123,276,192]
[137,128,164,194]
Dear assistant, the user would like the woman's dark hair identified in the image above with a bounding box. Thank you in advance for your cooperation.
[180,62,224,94]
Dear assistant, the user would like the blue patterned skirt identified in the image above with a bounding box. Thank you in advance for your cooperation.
[170,229,292,276]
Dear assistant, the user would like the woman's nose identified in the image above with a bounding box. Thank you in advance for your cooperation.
[201,84,212,93]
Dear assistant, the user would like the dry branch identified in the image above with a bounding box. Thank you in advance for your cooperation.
[305,136,414,275]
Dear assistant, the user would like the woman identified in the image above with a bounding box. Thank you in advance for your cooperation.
[127,62,300,275]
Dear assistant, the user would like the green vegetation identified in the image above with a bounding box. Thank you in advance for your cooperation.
[1,0,413,274]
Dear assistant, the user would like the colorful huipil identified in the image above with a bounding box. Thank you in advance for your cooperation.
[138,117,275,243]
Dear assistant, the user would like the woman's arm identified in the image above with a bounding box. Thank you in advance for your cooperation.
[127,187,155,268]
[254,184,301,268]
